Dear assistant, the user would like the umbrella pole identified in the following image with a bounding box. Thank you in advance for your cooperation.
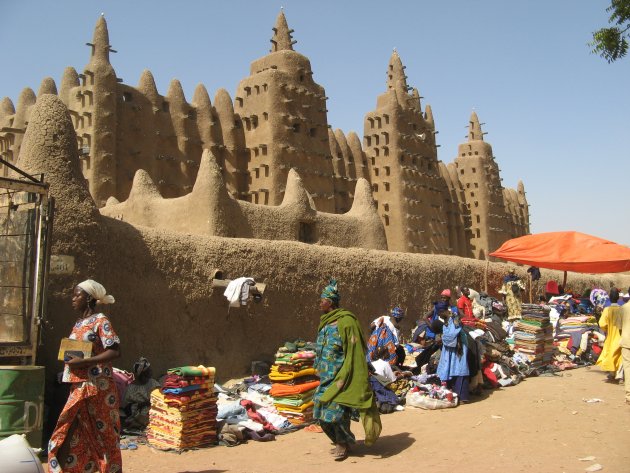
[484,260,489,293]
[562,270,567,292]
[529,273,533,303]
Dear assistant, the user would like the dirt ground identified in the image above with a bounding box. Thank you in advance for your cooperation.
[102,367,629,473]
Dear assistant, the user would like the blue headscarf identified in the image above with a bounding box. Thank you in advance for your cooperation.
[391,306,405,320]
[321,278,340,304]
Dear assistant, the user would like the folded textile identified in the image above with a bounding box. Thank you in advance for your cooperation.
[162,383,213,395]
[269,367,317,381]
[167,365,216,377]
[269,380,320,396]
[271,392,314,407]
[272,401,314,413]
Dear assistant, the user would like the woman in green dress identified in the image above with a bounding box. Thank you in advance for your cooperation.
[313,279,381,461]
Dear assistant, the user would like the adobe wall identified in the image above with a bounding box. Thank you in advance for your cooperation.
[19,96,630,383]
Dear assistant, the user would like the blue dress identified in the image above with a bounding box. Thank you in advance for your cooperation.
[437,318,469,381]
[313,323,356,444]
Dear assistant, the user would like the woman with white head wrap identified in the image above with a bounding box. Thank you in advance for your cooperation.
[48,279,123,473]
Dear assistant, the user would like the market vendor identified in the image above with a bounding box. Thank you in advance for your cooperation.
[498,268,525,320]
[366,306,406,367]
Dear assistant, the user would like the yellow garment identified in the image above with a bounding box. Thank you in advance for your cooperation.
[273,401,314,413]
[269,367,317,381]
[620,303,630,349]
[595,304,623,372]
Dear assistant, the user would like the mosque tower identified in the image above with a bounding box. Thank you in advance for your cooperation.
[234,10,335,211]
[79,15,118,206]
[454,112,513,259]
[364,50,451,254]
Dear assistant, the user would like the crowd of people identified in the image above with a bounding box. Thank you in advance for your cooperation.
[44,273,630,470]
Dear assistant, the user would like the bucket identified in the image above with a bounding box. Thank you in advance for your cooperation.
[0,434,44,473]
[0,366,45,448]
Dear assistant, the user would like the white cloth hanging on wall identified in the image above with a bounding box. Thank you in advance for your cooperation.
[224,277,256,307]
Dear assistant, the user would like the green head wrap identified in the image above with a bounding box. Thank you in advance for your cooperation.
[320,278,340,304]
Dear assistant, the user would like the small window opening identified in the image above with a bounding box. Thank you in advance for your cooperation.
[122,92,133,102]
[298,222,317,243]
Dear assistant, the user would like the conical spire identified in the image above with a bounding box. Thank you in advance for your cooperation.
[424,104,434,129]
[386,49,408,91]
[411,88,421,111]
[166,79,186,105]
[37,77,58,96]
[270,10,296,52]
[59,67,79,104]
[137,69,160,105]
[89,15,112,63]
[468,111,483,141]
[0,97,15,125]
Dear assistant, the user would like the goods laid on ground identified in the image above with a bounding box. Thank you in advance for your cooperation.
[269,341,319,425]
[147,365,217,450]
[513,304,554,369]
[405,383,458,409]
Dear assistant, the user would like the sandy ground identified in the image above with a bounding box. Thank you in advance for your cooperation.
[100,367,629,473]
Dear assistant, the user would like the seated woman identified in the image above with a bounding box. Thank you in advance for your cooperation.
[366,306,405,367]
[368,347,412,413]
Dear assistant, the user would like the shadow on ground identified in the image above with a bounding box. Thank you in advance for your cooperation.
[177,470,228,473]
[350,431,415,459]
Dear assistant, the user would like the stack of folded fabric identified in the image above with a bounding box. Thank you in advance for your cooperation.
[513,305,553,368]
[269,342,319,425]
[147,365,217,450]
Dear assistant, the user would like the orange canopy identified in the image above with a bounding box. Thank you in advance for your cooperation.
[489,231,630,274]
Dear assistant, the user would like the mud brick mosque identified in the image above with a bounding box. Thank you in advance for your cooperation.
[0,11,529,259]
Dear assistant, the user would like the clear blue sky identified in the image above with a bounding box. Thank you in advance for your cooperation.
[2,1,628,245]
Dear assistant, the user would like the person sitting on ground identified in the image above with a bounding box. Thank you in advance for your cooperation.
[411,292,456,374]
[120,357,160,433]
[595,288,623,383]
[367,306,406,367]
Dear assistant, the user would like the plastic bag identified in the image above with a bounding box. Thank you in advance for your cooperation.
[405,390,457,409]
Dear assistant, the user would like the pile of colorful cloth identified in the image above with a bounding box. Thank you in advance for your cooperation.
[513,305,553,368]
[147,365,217,450]
[554,315,603,364]
[269,341,319,425]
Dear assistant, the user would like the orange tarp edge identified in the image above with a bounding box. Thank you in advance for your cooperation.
[489,231,630,274]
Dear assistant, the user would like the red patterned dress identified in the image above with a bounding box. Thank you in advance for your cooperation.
[48,314,122,473]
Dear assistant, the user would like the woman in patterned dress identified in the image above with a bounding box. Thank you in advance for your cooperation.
[48,280,122,473]
[313,279,381,461]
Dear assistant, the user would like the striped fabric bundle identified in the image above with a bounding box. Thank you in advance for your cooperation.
[513,305,554,368]
[270,344,319,425]
[147,365,218,450]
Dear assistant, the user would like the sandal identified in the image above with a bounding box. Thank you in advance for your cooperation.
[332,444,349,461]
[304,424,323,433]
